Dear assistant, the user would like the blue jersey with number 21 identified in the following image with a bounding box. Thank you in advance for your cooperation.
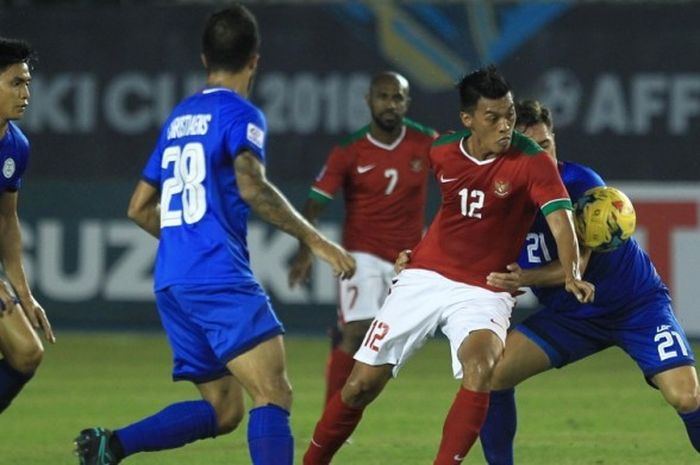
[142,87,267,291]
[518,160,668,318]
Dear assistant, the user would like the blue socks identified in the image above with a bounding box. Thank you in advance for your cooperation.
[679,407,700,452]
[115,400,217,456]
[248,404,294,465]
[480,388,517,465]
[111,400,293,464]
[0,359,34,413]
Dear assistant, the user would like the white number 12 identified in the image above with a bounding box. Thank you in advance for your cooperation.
[459,188,485,218]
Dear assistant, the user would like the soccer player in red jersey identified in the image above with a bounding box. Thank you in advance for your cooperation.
[289,71,437,404]
[302,66,595,465]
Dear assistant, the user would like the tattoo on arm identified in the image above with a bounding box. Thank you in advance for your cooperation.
[235,152,319,244]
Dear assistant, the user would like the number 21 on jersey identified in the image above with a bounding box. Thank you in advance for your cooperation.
[161,142,208,228]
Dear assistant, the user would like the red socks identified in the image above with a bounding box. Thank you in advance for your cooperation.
[433,387,490,465]
[303,392,364,465]
[325,348,355,404]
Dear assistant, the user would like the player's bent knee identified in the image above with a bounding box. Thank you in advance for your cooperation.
[461,358,497,391]
[342,374,384,407]
[217,408,245,435]
[667,390,700,414]
[7,341,44,374]
[489,369,516,391]
[253,377,293,409]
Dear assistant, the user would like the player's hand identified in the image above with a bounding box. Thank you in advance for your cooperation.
[20,295,56,344]
[308,238,356,280]
[0,279,18,315]
[288,247,314,288]
[564,278,595,304]
[394,249,412,274]
[486,263,524,292]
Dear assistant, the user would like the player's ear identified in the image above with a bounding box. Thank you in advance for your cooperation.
[247,53,260,71]
[460,111,473,129]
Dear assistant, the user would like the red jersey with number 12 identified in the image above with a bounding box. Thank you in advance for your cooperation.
[408,130,572,290]
[310,118,438,262]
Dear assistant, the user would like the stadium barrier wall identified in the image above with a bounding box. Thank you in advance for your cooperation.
[0,3,697,335]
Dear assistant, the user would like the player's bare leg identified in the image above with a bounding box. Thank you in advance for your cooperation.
[490,330,552,390]
[653,365,700,452]
[434,330,503,465]
[480,329,552,465]
[304,362,393,465]
[226,335,294,465]
[326,318,371,403]
[196,376,245,434]
[0,300,43,413]
[226,334,292,409]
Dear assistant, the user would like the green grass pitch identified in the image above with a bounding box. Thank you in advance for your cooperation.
[2,333,697,464]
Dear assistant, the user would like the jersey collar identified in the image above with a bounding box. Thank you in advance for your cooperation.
[366,125,406,151]
[459,136,498,166]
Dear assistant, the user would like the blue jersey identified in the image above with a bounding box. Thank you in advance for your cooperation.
[142,88,267,291]
[0,122,29,192]
[518,161,668,317]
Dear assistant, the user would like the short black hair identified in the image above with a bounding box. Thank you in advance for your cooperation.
[202,4,260,73]
[516,100,553,130]
[0,37,34,73]
[457,65,511,112]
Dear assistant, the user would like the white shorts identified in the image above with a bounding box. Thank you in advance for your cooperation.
[353,268,515,378]
[338,251,396,323]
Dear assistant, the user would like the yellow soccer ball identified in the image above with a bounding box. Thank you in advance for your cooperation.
[574,186,636,252]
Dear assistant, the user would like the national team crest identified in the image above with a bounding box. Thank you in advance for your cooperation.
[2,158,15,179]
[409,158,423,172]
[493,179,510,198]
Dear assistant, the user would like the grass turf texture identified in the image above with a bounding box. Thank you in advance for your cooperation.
[2,333,697,464]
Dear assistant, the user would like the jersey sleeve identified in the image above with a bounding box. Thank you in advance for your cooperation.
[141,129,166,187]
[4,127,29,192]
[310,145,351,203]
[8,142,29,192]
[528,154,572,216]
[566,163,606,204]
[225,106,267,163]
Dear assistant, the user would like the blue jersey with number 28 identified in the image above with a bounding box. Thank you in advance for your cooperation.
[142,87,267,290]
[517,161,668,317]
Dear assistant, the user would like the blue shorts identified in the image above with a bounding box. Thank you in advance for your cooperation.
[517,295,695,384]
[156,282,284,383]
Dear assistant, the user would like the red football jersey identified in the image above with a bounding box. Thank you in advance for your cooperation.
[311,118,438,262]
[409,130,572,290]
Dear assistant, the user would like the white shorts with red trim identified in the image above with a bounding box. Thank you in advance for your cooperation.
[353,268,515,378]
[338,251,396,323]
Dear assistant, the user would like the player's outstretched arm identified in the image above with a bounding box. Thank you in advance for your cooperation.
[288,198,327,288]
[127,180,161,239]
[487,247,593,291]
[0,192,55,343]
[235,151,356,279]
[545,208,595,303]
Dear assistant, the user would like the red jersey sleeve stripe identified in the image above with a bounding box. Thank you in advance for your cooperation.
[309,187,333,203]
[541,198,573,216]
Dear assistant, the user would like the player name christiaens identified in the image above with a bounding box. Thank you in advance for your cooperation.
[166,114,212,140]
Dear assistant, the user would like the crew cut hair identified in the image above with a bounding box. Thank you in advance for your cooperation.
[0,38,34,72]
[202,4,260,73]
[457,65,511,112]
